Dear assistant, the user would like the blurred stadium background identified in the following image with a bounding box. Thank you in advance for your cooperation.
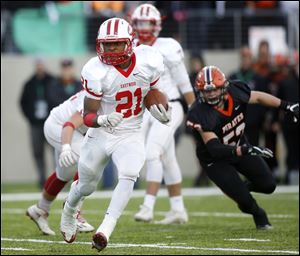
[1,1,299,188]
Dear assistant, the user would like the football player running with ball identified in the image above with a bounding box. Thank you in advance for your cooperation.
[60,18,171,251]
[187,65,299,229]
[131,3,195,225]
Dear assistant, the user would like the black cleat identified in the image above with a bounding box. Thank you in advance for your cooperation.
[256,224,273,230]
[253,208,273,230]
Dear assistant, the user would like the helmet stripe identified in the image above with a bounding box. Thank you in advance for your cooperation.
[146,6,150,16]
[205,66,211,85]
[140,6,144,16]
[208,66,212,84]
[114,19,120,35]
[107,20,112,35]
[203,67,207,84]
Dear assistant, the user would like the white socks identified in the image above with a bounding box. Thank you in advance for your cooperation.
[143,194,185,213]
[170,195,185,212]
[143,194,156,210]
[97,179,134,239]
[38,197,52,213]
[96,214,117,241]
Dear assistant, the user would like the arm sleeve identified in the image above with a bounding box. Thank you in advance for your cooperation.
[187,108,237,160]
[205,138,237,160]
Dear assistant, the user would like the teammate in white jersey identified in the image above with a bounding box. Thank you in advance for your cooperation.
[131,3,195,224]
[60,18,171,251]
[26,90,94,235]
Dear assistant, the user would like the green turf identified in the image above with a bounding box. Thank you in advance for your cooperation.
[1,177,207,194]
[1,191,298,255]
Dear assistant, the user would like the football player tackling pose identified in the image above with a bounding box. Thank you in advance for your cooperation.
[131,3,195,224]
[187,65,299,229]
[26,90,94,235]
[60,18,171,251]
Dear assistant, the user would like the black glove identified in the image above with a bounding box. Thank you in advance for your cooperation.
[280,101,299,122]
[241,145,274,158]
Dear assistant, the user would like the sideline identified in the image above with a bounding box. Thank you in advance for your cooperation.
[1,185,298,202]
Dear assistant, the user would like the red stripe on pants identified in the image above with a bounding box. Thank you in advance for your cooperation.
[44,172,67,196]
[73,172,79,182]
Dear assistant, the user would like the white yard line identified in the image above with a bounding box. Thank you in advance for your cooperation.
[225,238,271,242]
[1,185,298,202]
[1,247,33,251]
[1,237,298,254]
[1,208,295,219]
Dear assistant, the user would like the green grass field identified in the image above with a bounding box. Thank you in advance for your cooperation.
[1,186,299,255]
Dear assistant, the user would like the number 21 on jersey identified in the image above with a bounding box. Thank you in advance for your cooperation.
[115,88,142,118]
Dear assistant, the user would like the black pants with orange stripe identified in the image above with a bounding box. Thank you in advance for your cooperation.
[200,155,276,215]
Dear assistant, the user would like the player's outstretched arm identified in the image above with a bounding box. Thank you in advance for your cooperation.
[249,91,299,122]
[198,129,273,160]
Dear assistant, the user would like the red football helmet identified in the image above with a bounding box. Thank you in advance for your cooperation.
[195,66,228,106]
[96,18,134,66]
[131,4,161,42]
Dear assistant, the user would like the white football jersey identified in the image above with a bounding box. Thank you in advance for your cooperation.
[134,37,193,100]
[81,44,164,135]
[49,90,88,134]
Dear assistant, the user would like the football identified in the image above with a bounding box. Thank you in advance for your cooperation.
[144,89,168,111]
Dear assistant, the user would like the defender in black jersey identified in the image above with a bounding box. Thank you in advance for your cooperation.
[187,66,299,229]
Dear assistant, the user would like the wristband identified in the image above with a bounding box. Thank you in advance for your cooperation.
[63,122,75,129]
[279,100,289,110]
[83,113,97,127]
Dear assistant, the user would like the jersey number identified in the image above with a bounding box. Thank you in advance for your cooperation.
[115,88,142,118]
[222,122,245,145]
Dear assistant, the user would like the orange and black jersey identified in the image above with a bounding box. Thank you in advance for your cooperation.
[187,81,251,164]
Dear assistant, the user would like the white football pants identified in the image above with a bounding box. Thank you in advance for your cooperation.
[43,115,83,181]
[142,101,184,185]
[76,128,146,197]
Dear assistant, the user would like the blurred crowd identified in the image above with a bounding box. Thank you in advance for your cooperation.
[1,1,299,53]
